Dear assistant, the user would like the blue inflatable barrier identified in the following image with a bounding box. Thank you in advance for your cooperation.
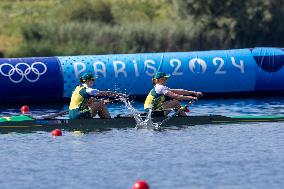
[0,47,283,102]
[0,57,63,101]
[252,48,284,91]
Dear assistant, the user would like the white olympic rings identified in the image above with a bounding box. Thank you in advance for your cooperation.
[0,62,47,83]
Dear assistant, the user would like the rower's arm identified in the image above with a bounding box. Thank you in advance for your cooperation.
[86,88,100,96]
[96,91,128,99]
[170,89,203,97]
[165,91,197,101]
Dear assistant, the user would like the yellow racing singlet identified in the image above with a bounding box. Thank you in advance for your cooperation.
[144,88,166,111]
[144,91,154,110]
[69,85,91,113]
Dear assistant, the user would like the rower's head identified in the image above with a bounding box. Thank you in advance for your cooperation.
[152,72,170,85]
[80,73,98,87]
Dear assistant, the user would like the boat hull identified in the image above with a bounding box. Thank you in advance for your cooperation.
[1,115,284,133]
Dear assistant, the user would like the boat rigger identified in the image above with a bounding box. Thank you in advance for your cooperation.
[1,114,284,134]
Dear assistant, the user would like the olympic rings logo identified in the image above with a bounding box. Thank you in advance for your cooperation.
[0,62,47,83]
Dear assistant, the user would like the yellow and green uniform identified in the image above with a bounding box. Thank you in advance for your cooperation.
[144,89,166,111]
[144,84,171,111]
[69,85,92,119]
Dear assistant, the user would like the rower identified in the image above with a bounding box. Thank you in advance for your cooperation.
[69,73,128,119]
[144,72,202,116]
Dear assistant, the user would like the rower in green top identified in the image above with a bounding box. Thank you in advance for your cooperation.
[69,73,128,119]
[144,72,202,116]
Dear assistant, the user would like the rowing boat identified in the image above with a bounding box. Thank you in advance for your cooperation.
[1,114,284,133]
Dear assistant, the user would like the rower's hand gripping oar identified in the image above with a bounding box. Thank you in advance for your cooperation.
[154,100,196,130]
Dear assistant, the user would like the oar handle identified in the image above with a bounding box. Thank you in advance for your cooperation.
[184,99,196,108]
[156,99,197,129]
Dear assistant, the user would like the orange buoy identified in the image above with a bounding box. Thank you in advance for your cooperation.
[132,180,149,189]
[51,129,62,136]
[20,105,30,114]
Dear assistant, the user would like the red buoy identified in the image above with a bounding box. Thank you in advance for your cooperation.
[51,129,62,136]
[132,180,149,189]
[20,105,30,114]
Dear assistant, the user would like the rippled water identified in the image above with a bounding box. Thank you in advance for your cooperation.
[0,98,284,189]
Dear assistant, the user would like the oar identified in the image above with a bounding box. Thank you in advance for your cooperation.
[40,98,126,120]
[40,110,69,119]
[154,100,196,130]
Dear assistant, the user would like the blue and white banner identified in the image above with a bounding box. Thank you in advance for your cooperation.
[0,57,63,100]
[58,49,256,97]
[0,47,284,101]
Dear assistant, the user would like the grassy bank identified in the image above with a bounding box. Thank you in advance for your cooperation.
[0,0,283,58]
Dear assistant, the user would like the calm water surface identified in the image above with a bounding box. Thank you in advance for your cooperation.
[0,98,284,189]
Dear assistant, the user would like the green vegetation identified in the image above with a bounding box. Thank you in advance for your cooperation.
[0,0,283,58]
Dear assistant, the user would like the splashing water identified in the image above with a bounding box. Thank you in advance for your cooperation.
[120,98,154,128]
[137,108,153,129]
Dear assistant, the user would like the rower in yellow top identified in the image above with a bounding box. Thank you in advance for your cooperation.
[144,72,203,116]
[69,73,128,119]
